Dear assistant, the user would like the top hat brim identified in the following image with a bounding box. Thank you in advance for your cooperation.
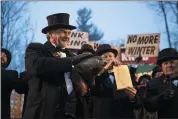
[77,49,95,55]
[96,49,118,57]
[42,24,76,34]
[157,56,178,65]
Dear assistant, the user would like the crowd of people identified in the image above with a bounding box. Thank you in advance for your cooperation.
[1,13,178,119]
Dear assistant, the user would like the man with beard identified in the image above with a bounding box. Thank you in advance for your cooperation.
[23,13,94,119]
[144,48,178,118]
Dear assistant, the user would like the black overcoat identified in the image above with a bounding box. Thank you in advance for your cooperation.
[23,41,76,119]
[1,68,18,119]
[144,75,178,118]
[91,72,141,118]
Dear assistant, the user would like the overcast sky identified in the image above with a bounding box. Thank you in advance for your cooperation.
[28,1,168,50]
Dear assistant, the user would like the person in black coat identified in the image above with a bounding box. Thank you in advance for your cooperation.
[1,48,21,119]
[23,13,93,119]
[135,74,154,119]
[144,48,178,118]
[91,44,141,118]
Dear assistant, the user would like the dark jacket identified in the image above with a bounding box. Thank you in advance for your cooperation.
[144,75,178,118]
[91,72,141,118]
[1,68,18,119]
[16,71,29,117]
[23,41,76,119]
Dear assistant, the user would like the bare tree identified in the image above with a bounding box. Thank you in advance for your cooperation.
[167,2,178,27]
[159,1,171,48]
[147,1,171,48]
[147,1,178,49]
[1,1,35,72]
[166,2,178,49]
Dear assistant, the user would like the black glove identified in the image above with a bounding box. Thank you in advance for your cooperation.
[163,89,175,100]
[70,54,93,65]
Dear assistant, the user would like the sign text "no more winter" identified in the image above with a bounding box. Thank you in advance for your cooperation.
[125,33,160,57]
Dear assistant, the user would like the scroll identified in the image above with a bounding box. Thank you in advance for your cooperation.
[113,65,133,90]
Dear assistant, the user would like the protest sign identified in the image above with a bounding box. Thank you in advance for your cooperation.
[88,41,101,51]
[113,65,133,90]
[120,48,157,64]
[67,31,88,49]
[125,33,160,57]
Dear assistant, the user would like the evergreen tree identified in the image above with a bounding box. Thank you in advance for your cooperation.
[76,7,104,41]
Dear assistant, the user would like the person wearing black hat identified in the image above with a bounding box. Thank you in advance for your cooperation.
[1,48,23,118]
[144,48,178,118]
[1,48,16,119]
[23,13,93,119]
[77,44,95,55]
[1,48,12,69]
[91,44,141,118]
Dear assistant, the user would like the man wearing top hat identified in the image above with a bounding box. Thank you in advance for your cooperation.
[23,13,94,119]
[144,48,178,118]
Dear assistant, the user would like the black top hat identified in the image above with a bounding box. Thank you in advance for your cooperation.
[157,48,178,65]
[42,13,76,34]
[95,44,118,57]
[1,48,12,68]
[77,44,95,55]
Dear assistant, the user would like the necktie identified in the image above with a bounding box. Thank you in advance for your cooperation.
[109,74,115,84]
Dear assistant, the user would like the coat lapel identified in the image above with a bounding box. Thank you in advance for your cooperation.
[43,41,59,57]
